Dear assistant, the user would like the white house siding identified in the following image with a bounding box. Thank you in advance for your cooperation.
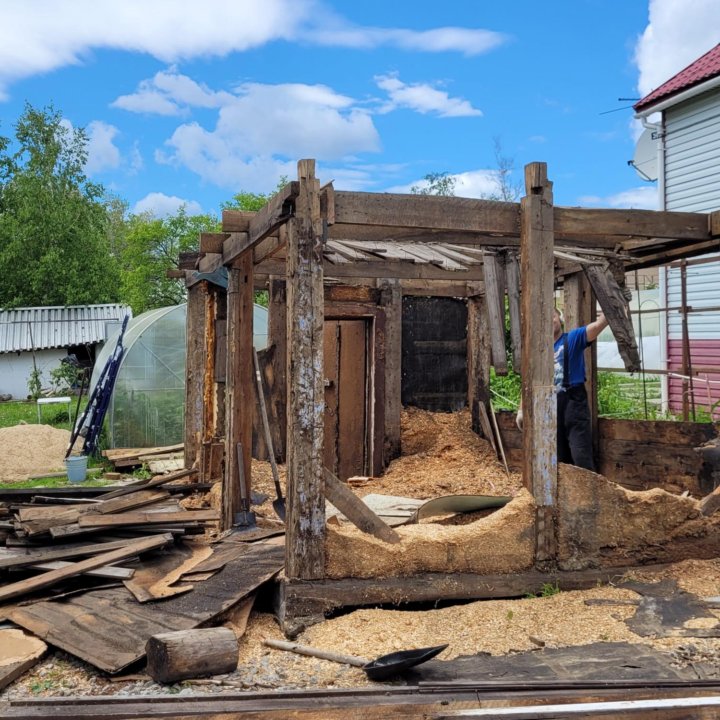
[0,348,66,399]
[663,89,720,415]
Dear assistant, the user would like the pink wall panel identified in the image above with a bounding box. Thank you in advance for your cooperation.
[668,339,720,416]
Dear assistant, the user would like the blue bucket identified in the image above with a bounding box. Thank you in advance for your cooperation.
[65,455,88,483]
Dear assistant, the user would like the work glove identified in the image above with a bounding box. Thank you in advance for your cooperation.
[515,408,523,431]
[622,286,633,301]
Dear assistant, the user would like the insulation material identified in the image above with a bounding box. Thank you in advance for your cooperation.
[325,490,535,578]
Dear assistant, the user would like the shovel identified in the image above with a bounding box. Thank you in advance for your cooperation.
[253,348,286,521]
[263,638,448,681]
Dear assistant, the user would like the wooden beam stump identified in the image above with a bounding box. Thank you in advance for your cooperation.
[145,627,238,683]
[286,159,326,580]
[520,162,557,567]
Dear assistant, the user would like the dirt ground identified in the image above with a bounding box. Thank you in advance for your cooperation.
[4,409,720,699]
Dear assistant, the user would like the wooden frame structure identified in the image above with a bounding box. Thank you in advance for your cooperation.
[184,159,720,632]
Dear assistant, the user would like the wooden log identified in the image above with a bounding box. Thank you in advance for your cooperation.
[520,162,557,566]
[285,160,326,580]
[145,627,238,683]
[323,469,400,544]
[0,534,172,604]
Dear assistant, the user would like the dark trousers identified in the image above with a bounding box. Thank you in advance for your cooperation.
[557,384,595,471]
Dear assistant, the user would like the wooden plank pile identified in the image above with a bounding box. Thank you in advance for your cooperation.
[0,467,285,682]
[102,443,185,470]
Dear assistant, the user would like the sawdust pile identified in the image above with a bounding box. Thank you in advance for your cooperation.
[0,424,70,482]
[357,408,522,500]
[325,490,535,579]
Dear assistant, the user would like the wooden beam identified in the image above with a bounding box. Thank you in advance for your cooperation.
[77,511,219,527]
[467,284,492,435]
[223,253,254,530]
[285,160,325,580]
[199,232,229,254]
[505,251,522,374]
[268,278,288,462]
[257,258,485,281]
[520,162,557,567]
[482,251,508,375]
[582,264,640,373]
[184,281,207,469]
[221,182,299,265]
[220,210,254,233]
[378,279,402,462]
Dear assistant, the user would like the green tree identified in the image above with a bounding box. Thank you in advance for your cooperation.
[0,104,119,308]
[410,171,457,196]
[221,177,289,212]
[119,206,219,315]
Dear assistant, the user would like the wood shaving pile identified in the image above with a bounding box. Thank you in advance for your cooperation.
[357,408,522,500]
[0,424,70,481]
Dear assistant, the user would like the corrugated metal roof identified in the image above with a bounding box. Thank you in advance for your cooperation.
[635,44,720,112]
[0,305,131,354]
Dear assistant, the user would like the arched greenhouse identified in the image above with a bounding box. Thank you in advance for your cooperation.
[92,303,268,448]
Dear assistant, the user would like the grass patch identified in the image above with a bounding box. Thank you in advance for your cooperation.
[0,399,88,430]
[0,473,113,490]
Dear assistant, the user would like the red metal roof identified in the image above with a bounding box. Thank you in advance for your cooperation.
[635,44,720,112]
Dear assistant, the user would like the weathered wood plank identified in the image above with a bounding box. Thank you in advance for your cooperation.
[0,534,172,604]
[268,278,288,462]
[199,232,229,254]
[482,251,508,375]
[582,264,640,373]
[323,469,400,544]
[379,279,402,462]
[0,629,46,692]
[77,510,219,528]
[467,284,492,436]
[598,418,715,445]
[224,252,254,530]
[520,162,557,565]
[184,282,207,468]
[286,160,326,580]
[7,542,284,673]
[505,251,522,374]
[221,183,299,264]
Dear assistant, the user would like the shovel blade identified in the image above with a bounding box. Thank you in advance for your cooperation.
[273,498,286,522]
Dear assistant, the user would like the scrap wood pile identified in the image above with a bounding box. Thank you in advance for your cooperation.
[0,466,286,690]
[102,444,185,474]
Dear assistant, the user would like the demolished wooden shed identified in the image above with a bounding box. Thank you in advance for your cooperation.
[183,159,720,634]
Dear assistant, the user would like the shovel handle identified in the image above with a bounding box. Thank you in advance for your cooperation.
[253,349,283,499]
[262,638,369,667]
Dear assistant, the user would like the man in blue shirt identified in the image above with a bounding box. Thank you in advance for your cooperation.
[552,306,608,470]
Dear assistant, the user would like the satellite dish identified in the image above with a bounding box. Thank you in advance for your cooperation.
[631,128,658,181]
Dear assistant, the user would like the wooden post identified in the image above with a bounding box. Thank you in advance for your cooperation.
[505,251,522,374]
[184,281,207,470]
[520,162,557,567]
[268,277,288,461]
[563,272,598,459]
[482,251,508,375]
[223,253,254,531]
[214,288,227,440]
[285,159,325,580]
[379,278,402,462]
[467,282,492,435]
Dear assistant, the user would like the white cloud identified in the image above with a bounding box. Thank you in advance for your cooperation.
[85,120,121,175]
[143,76,380,191]
[635,0,720,99]
[375,74,482,117]
[112,67,234,115]
[308,24,508,56]
[132,192,203,217]
[578,186,658,209]
[0,1,507,100]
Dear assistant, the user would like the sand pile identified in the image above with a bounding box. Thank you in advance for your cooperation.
[0,424,70,481]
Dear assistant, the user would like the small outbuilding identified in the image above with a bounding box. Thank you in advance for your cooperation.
[0,304,129,400]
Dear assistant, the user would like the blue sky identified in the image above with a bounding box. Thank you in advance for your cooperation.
[1,0,718,217]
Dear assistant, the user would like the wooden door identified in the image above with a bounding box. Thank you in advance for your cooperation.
[323,319,368,480]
